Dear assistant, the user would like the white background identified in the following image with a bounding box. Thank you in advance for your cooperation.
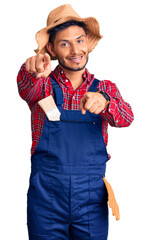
[0,0,151,239]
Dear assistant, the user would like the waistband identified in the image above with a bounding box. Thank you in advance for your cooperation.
[31,158,106,176]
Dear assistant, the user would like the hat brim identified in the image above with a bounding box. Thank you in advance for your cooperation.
[34,16,103,60]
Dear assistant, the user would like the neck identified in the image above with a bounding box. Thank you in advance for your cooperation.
[59,64,85,83]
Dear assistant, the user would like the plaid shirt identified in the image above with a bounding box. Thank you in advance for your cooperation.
[17,64,134,158]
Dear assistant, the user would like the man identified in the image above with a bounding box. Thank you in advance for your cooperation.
[17,4,134,240]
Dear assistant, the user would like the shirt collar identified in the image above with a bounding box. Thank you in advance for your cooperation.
[52,65,94,84]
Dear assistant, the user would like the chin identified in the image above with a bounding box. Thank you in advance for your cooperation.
[61,64,86,72]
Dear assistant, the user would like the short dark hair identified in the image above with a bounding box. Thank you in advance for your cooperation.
[47,21,87,45]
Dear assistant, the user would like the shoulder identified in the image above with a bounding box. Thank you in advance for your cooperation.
[95,78,117,91]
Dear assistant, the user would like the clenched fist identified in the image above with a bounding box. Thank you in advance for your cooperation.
[25,53,51,78]
[79,92,110,115]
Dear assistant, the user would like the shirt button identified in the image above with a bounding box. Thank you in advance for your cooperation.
[73,96,75,99]
[61,70,64,74]
[65,79,68,82]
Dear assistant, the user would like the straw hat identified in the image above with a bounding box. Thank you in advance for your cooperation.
[34,4,103,60]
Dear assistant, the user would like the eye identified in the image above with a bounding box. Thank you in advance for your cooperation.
[77,39,83,44]
[61,42,69,47]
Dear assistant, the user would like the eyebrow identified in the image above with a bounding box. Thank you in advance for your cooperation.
[57,35,86,43]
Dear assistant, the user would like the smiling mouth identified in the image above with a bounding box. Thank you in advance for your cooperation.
[68,55,83,63]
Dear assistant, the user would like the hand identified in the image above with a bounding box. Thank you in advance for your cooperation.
[79,92,109,115]
[25,53,51,78]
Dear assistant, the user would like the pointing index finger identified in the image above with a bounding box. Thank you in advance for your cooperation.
[43,53,51,65]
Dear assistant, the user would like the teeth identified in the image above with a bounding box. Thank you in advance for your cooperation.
[69,56,82,60]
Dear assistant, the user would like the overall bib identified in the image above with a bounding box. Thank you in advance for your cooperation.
[27,77,109,240]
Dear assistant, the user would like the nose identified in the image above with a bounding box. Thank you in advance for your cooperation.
[70,43,79,55]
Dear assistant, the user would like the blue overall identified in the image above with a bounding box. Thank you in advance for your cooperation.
[27,77,109,240]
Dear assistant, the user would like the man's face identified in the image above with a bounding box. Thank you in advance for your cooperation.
[48,25,89,71]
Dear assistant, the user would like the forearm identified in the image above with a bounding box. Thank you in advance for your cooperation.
[101,97,134,127]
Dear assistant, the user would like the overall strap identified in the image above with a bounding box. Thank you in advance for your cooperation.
[51,75,64,106]
[88,78,100,92]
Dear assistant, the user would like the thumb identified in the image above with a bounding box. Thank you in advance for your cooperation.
[79,96,87,114]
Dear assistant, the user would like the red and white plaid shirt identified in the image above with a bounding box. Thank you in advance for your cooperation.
[17,63,134,158]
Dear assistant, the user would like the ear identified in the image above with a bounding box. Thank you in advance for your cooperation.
[46,42,56,57]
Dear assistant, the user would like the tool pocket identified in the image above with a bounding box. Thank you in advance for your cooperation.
[88,175,108,237]
[89,175,108,205]
[27,169,41,196]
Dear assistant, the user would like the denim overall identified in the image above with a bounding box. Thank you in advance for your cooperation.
[27,77,109,240]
